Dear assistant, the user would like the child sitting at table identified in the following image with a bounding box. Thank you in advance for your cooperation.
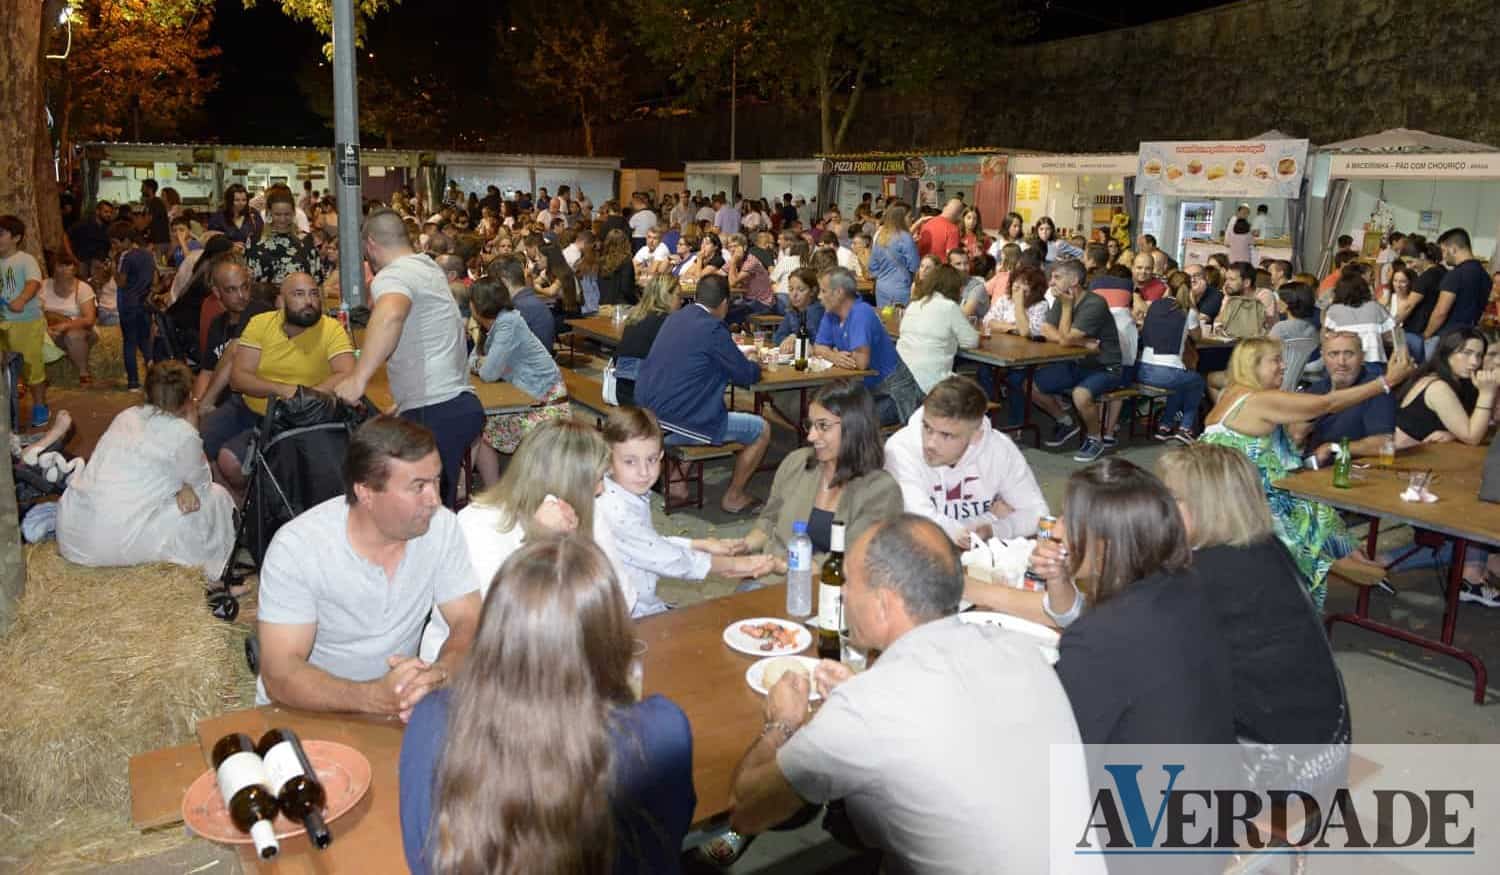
[595,406,777,615]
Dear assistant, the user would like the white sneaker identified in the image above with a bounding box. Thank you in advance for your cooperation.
[1459,581,1500,608]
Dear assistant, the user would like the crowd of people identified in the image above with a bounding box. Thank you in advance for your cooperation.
[7,178,1500,873]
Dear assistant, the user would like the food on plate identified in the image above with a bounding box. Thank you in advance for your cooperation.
[1206,165,1226,181]
[739,621,800,651]
[1165,165,1183,181]
[1187,159,1204,175]
[762,656,812,688]
[1143,159,1163,177]
[1232,159,1246,175]
[1277,157,1297,176]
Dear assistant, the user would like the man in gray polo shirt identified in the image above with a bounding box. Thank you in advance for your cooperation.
[256,417,481,722]
[728,515,1101,874]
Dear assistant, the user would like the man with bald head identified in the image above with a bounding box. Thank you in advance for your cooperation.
[729,514,1098,874]
[334,208,481,507]
[210,272,355,490]
[917,196,963,259]
[1132,251,1166,304]
[195,257,270,415]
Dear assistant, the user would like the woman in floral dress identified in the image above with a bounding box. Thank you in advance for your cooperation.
[246,190,320,287]
[1200,337,1412,608]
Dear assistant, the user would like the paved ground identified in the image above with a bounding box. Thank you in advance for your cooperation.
[20,372,1499,874]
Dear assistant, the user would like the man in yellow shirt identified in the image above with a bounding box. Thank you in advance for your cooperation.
[214,272,354,492]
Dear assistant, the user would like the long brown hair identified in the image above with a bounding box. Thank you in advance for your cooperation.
[599,228,632,275]
[1063,457,1191,606]
[875,205,909,248]
[430,535,633,873]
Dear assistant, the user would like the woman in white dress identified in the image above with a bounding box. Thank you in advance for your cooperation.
[57,361,235,579]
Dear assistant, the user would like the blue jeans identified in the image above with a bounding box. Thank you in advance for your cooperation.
[117,306,152,388]
[664,411,766,447]
[400,391,485,509]
[1033,362,1125,400]
[875,285,910,308]
[1403,330,1426,364]
[1136,363,1206,430]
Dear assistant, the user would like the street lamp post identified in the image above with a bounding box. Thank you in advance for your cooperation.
[331,0,364,309]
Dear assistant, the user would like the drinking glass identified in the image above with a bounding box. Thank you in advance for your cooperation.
[628,639,648,700]
[1379,438,1396,467]
[839,633,868,673]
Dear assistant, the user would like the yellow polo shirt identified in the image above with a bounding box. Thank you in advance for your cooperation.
[237,310,354,414]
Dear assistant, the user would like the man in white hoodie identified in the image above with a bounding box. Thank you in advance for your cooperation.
[883,376,1049,551]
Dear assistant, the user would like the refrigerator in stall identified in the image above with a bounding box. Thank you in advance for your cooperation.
[1176,201,1215,264]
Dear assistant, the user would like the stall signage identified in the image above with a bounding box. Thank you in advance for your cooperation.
[1010,154,1139,175]
[820,156,926,178]
[1329,152,1500,179]
[759,160,821,175]
[1136,139,1308,197]
[687,162,742,175]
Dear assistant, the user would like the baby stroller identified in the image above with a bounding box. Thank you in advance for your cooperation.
[211,387,373,625]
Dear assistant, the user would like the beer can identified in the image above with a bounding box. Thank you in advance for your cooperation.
[1036,515,1058,541]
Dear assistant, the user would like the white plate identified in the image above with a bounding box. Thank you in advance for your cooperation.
[723,617,813,657]
[958,611,1061,665]
[746,655,822,700]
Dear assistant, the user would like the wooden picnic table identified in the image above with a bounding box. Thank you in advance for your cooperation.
[565,314,625,353]
[1276,443,1500,704]
[746,363,876,441]
[957,334,1091,448]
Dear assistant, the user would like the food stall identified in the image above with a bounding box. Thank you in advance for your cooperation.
[747,159,821,206]
[1008,152,1138,239]
[1306,128,1500,275]
[684,161,742,200]
[816,153,925,219]
[531,154,620,207]
[83,142,219,208]
[1135,135,1308,268]
[924,152,1012,233]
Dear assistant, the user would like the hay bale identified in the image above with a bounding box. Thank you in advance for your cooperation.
[42,325,127,390]
[0,543,252,866]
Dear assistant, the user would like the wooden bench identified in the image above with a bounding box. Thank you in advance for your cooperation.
[661,442,745,513]
[561,367,611,424]
[1097,383,1174,442]
[1328,557,1390,589]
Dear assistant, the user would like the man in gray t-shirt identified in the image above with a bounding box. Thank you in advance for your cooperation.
[335,209,484,507]
[728,515,1101,875]
[256,417,481,722]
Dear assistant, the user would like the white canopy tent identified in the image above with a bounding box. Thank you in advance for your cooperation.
[1306,128,1500,274]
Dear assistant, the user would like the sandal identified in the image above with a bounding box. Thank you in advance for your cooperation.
[695,830,754,868]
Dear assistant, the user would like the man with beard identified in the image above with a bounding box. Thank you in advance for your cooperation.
[1293,330,1397,466]
[213,272,355,491]
[256,416,481,721]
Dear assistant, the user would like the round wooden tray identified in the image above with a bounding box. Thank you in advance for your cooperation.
[181,740,372,845]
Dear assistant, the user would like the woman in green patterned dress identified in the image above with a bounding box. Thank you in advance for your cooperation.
[1200,337,1413,608]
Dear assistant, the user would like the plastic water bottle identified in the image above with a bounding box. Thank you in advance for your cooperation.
[786,521,814,618]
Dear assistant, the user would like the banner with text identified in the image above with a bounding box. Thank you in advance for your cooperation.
[1329,152,1500,179]
[1136,139,1308,198]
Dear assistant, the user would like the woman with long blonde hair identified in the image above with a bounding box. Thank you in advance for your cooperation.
[399,535,695,875]
[868,204,920,307]
[1199,338,1412,606]
[419,420,635,660]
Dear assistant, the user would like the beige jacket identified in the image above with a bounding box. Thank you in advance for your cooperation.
[752,447,904,561]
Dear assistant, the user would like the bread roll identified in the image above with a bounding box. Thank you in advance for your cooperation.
[763,657,811,688]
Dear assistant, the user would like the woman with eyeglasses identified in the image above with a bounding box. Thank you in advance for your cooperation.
[740,380,903,563]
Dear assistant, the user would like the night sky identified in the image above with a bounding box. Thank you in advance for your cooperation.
[193,0,1235,146]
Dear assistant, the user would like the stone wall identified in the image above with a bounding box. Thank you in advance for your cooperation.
[519,0,1500,165]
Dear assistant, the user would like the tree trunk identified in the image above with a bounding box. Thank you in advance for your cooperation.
[34,101,65,256]
[816,60,833,154]
[0,409,22,637]
[830,57,870,154]
[579,95,594,157]
[1,0,47,265]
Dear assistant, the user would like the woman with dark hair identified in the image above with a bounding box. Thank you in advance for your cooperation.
[399,535,695,875]
[986,211,1027,260]
[1395,328,1499,447]
[1323,272,1396,368]
[742,380,902,560]
[1104,235,1124,268]
[1032,216,1082,265]
[1030,457,1235,745]
[597,228,637,307]
[958,205,987,258]
[206,183,263,248]
[468,279,569,485]
[246,190,321,286]
[689,232,726,282]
